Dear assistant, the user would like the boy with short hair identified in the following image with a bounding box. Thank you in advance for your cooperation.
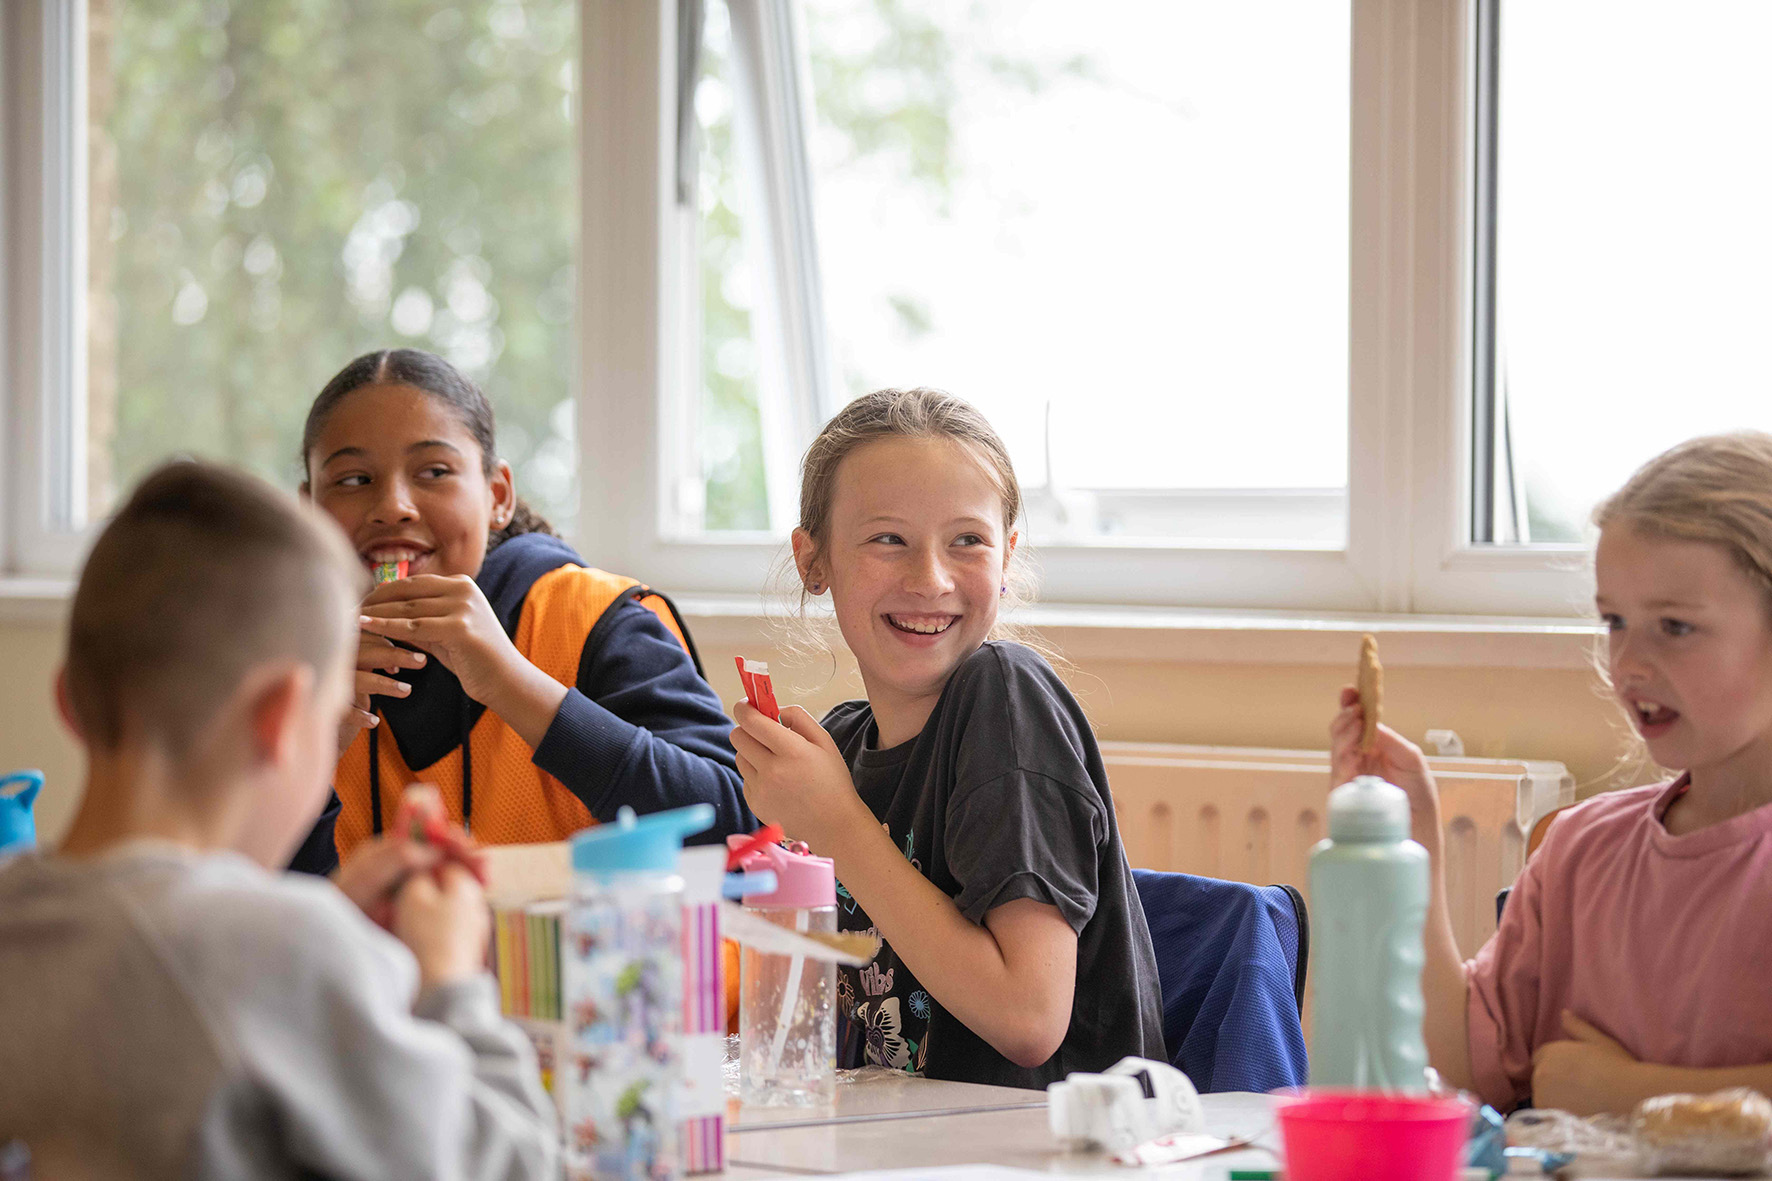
[0,461,557,1179]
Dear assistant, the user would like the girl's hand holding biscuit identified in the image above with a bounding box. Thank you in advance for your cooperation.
[1329,685,1443,855]
[730,701,872,852]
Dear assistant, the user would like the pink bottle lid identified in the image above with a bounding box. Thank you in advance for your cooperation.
[724,834,836,909]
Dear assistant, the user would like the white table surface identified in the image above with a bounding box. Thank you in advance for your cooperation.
[729,1076,1050,1132]
[723,1089,1281,1178]
[720,1082,1732,1181]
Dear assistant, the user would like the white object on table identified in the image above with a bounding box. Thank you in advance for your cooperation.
[1047,1057,1205,1151]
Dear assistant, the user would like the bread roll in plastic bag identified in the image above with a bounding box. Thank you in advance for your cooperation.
[1632,1088,1772,1176]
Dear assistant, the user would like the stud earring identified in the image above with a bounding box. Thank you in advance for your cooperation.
[1000,584,1008,596]
[809,582,823,594]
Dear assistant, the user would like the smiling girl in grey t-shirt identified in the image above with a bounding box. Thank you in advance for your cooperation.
[728,389,1163,1089]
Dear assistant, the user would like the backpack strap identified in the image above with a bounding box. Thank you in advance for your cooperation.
[583,583,707,680]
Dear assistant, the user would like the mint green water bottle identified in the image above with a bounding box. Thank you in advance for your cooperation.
[1308,775,1430,1089]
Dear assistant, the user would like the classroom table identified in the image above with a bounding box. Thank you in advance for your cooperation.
[723,1080,1704,1180]
[729,1075,1051,1132]
[724,1082,1281,1178]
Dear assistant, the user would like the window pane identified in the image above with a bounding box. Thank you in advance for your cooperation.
[1494,2,1772,542]
[800,0,1350,543]
[695,0,770,531]
[87,0,578,533]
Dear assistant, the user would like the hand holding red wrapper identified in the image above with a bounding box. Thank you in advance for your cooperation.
[734,656,781,722]
[393,784,489,887]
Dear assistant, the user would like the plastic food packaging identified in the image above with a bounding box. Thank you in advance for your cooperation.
[1505,1107,1635,1157]
[373,558,409,583]
[734,658,780,722]
[1047,1057,1205,1152]
[1633,1088,1772,1176]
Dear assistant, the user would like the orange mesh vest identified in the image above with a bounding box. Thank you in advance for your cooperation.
[331,565,696,860]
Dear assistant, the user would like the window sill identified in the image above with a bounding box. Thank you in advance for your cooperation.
[0,578,1603,670]
[0,579,74,625]
[673,595,1603,671]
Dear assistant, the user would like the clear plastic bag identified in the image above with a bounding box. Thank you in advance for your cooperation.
[1633,1088,1772,1177]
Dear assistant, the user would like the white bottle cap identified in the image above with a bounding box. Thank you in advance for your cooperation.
[1327,775,1411,841]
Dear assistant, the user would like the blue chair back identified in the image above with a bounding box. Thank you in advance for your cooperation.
[1132,868,1309,1093]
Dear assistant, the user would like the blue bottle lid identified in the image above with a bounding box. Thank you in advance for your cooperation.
[1327,775,1412,842]
[570,804,715,875]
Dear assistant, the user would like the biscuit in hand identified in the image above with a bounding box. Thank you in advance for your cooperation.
[1357,634,1383,752]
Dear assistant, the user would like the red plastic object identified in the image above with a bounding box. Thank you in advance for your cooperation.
[724,823,785,871]
[1275,1091,1471,1181]
[734,656,781,722]
[392,788,489,886]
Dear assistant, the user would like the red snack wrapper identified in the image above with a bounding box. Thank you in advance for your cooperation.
[735,656,780,722]
[394,785,489,886]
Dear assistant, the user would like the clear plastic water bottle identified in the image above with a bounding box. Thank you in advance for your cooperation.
[563,804,713,1181]
[726,836,837,1107]
[1308,775,1431,1090]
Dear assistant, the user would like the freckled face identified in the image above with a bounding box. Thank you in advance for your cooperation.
[808,436,1015,709]
[1596,525,1772,773]
[304,383,513,579]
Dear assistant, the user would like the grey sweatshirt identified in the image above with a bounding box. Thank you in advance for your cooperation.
[0,843,558,1180]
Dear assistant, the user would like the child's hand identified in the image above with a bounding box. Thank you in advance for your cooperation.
[1531,1011,1645,1116]
[338,631,429,754]
[392,782,490,886]
[393,862,492,993]
[334,829,444,930]
[1329,685,1443,853]
[356,575,525,708]
[730,702,873,852]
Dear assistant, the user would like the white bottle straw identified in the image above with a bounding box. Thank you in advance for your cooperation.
[764,909,810,1083]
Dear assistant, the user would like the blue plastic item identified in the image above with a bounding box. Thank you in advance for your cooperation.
[0,770,43,854]
[1467,1102,1508,1177]
[722,870,778,899]
[1309,774,1431,1089]
[569,803,715,876]
[1131,868,1310,1093]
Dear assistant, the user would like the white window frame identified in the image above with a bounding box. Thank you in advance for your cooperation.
[3,0,89,580]
[580,0,1592,613]
[3,0,1596,619]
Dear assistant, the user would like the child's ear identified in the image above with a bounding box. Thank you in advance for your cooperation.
[791,528,824,592]
[245,663,315,768]
[53,666,85,741]
[489,459,516,529]
[1004,530,1019,572]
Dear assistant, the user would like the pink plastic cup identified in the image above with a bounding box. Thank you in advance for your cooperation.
[1275,1090,1472,1181]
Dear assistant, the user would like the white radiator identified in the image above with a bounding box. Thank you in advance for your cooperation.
[1102,742,1574,960]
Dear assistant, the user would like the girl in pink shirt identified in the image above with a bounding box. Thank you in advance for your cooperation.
[1332,432,1772,1115]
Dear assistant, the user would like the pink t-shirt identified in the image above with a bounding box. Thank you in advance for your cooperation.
[1465,776,1772,1112]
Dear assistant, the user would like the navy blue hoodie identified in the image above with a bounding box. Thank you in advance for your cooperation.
[289,533,753,874]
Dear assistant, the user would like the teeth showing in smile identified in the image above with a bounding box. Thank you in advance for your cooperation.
[365,546,425,564]
[1632,699,1677,725]
[887,615,956,636]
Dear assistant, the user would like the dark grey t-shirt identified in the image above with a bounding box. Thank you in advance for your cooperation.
[823,641,1165,1090]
